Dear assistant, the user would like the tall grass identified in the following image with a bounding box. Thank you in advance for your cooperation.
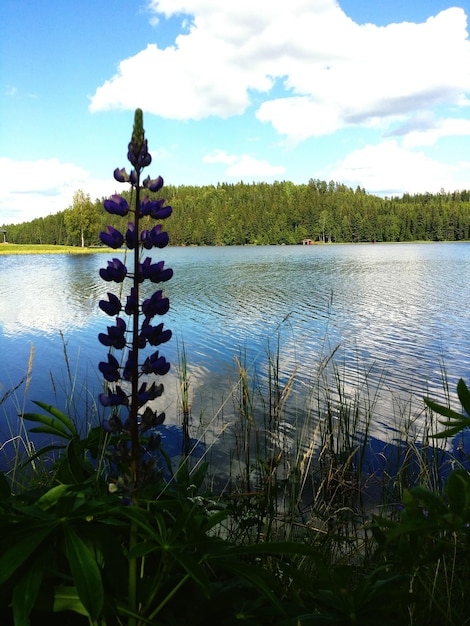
[172,339,464,548]
[0,344,40,488]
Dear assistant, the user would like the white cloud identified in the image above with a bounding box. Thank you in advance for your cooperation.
[89,2,470,144]
[328,141,467,195]
[0,158,113,225]
[203,150,285,178]
[202,149,238,165]
[401,118,470,148]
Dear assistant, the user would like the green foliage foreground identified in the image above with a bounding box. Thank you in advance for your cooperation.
[1,380,469,625]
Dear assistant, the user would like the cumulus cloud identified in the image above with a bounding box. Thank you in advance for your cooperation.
[203,150,285,178]
[89,1,470,144]
[0,158,112,225]
[328,141,467,195]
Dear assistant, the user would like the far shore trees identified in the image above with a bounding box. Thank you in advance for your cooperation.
[64,189,101,247]
[3,181,470,246]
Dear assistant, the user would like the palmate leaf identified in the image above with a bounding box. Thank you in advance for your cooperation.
[21,412,71,439]
[424,379,470,439]
[63,524,104,621]
[31,401,78,436]
[21,401,78,441]
[28,425,73,438]
[171,552,212,598]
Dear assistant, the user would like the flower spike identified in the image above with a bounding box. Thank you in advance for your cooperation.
[98,109,173,494]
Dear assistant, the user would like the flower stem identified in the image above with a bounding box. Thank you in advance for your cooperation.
[130,172,141,491]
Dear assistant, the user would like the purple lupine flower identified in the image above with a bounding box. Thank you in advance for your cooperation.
[99,385,129,407]
[140,224,169,249]
[143,175,164,192]
[124,287,139,316]
[137,381,164,406]
[142,290,170,318]
[98,317,127,349]
[122,351,135,381]
[140,196,172,220]
[99,292,122,316]
[139,407,165,433]
[99,258,128,282]
[104,194,130,217]
[114,167,130,183]
[140,320,172,347]
[100,225,124,249]
[102,412,123,433]
[98,354,121,382]
[125,222,137,249]
[141,351,171,376]
[139,258,173,283]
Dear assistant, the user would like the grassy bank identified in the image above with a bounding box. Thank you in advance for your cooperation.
[0,243,108,255]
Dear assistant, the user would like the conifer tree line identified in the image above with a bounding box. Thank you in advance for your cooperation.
[3,179,470,246]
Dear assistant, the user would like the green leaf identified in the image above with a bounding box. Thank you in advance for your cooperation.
[119,507,163,542]
[0,526,52,585]
[64,524,104,621]
[447,469,470,521]
[65,438,87,483]
[32,400,77,436]
[28,425,73,438]
[19,444,66,470]
[409,485,447,509]
[21,412,71,438]
[433,425,470,439]
[457,378,470,415]
[52,585,88,616]
[423,399,464,422]
[172,552,211,597]
[36,484,72,510]
[12,555,45,626]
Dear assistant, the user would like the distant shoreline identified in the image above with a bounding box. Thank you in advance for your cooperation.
[0,240,468,255]
[0,244,110,255]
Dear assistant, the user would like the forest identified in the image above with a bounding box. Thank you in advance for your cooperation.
[3,179,470,246]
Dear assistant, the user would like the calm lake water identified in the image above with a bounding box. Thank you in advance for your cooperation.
[0,243,469,464]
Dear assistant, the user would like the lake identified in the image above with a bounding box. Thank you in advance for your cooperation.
[0,243,469,467]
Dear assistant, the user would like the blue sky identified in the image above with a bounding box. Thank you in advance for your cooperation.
[1,0,470,224]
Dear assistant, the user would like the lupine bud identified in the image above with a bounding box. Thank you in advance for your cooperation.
[114,167,130,183]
